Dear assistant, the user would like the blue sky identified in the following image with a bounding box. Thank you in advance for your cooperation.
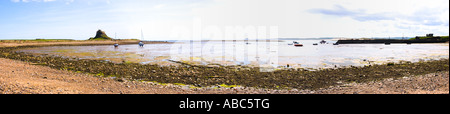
[0,0,448,40]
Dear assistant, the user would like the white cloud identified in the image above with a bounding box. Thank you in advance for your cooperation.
[65,0,74,4]
[4,0,448,40]
[153,4,166,9]
[192,0,449,38]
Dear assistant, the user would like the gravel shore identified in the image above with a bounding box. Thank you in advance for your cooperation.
[1,58,448,94]
[310,71,449,94]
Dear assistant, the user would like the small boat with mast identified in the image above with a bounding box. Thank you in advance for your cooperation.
[139,29,145,47]
[293,41,303,47]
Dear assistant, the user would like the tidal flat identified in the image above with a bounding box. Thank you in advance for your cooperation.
[17,40,449,69]
[1,45,448,90]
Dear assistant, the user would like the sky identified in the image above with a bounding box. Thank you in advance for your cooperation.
[0,0,448,40]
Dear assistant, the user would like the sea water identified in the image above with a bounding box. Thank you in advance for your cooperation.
[18,40,449,69]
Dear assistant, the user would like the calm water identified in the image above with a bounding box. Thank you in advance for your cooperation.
[18,40,449,69]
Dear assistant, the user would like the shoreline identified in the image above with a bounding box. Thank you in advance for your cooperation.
[0,40,172,48]
[1,57,447,94]
[337,39,449,44]
[1,41,449,94]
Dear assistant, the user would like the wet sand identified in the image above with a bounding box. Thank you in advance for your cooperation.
[1,41,448,94]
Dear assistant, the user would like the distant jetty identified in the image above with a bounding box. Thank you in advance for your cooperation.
[337,34,449,44]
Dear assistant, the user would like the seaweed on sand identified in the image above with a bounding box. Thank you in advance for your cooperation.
[1,46,448,90]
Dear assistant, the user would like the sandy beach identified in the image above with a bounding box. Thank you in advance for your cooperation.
[0,41,448,94]
[1,57,448,94]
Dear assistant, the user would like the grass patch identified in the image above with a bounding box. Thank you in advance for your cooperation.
[30,63,47,66]
[0,39,75,43]
[409,36,449,41]
[219,84,239,88]
[173,83,187,86]
[96,72,105,76]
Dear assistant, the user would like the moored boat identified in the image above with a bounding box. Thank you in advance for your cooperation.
[294,43,303,46]
[139,41,144,47]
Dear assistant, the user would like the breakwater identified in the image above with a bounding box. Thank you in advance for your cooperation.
[337,39,448,44]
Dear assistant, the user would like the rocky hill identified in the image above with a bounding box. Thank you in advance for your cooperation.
[89,29,113,40]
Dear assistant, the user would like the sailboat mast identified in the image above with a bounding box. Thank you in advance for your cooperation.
[141,29,144,41]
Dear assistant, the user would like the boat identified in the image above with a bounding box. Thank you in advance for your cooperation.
[320,40,326,44]
[288,43,293,45]
[294,44,303,46]
[333,43,339,45]
[139,41,144,47]
[313,43,318,45]
[114,43,119,47]
[293,41,303,46]
[139,29,146,47]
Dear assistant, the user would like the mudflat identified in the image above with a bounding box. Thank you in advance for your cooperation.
[0,41,448,94]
